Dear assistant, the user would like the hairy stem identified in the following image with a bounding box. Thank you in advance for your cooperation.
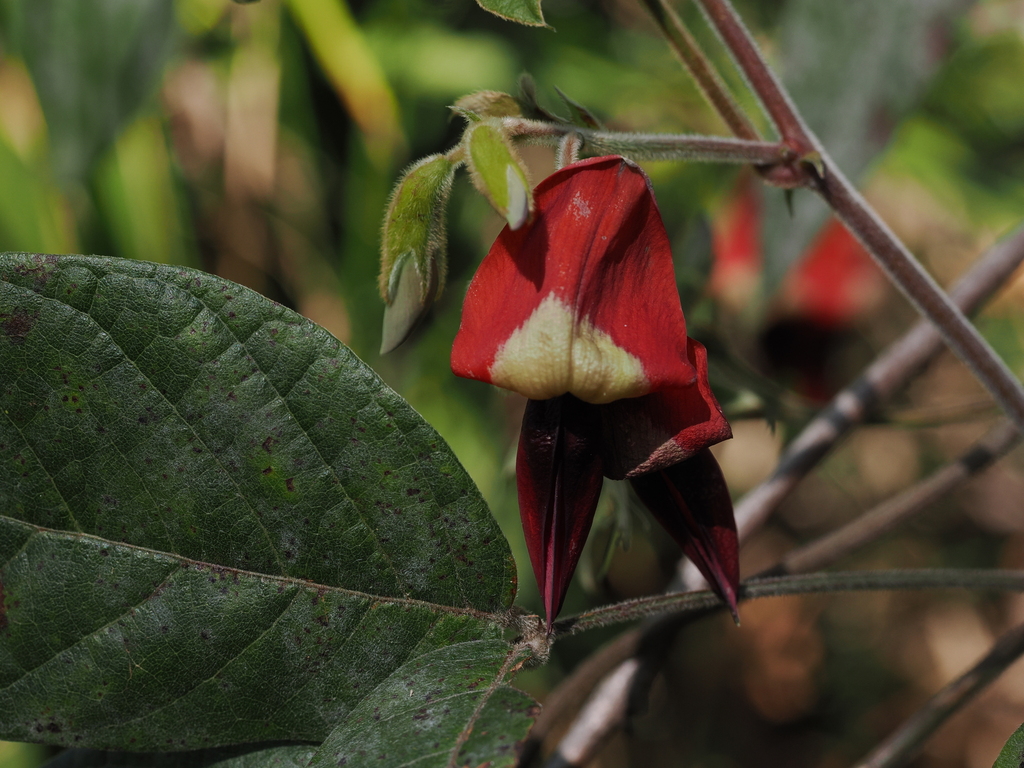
[556,570,1024,636]
[685,0,1024,437]
[693,0,810,147]
[501,118,790,163]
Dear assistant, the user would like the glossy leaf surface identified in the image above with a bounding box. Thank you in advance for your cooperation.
[0,254,530,765]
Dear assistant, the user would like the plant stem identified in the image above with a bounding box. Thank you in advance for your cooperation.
[774,420,1020,576]
[543,659,642,768]
[693,0,810,148]
[677,223,1024,587]
[516,631,644,768]
[556,570,1024,636]
[502,118,790,164]
[637,0,759,140]
[854,621,1024,768]
[816,165,1024,434]
[687,0,1024,438]
[556,132,583,169]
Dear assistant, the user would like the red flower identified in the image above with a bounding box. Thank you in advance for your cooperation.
[711,176,884,401]
[452,156,738,626]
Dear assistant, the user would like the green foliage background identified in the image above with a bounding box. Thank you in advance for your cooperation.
[4,0,1024,764]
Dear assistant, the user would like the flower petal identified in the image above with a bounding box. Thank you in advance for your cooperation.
[629,448,740,620]
[517,395,604,626]
[599,339,732,479]
[452,155,696,404]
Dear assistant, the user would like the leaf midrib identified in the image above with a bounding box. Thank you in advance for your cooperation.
[0,518,499,622]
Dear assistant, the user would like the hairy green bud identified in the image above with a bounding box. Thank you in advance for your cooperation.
[378,153,457,354]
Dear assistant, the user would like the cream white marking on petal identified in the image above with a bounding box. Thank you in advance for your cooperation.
[489,294,649,403]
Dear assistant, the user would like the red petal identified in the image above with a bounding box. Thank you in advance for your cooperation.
[784,217,882,327]
[629,449,740,620]
[598,339,732,479]
[709,174,760,300]
[452,156,696,404]
[517,395,604,627]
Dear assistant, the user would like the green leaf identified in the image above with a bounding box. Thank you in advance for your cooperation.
[474,0,547,28]
[5,0,176,185]
[993,722,1024,768]
[759,0,971,290]
[0,133,71,253]
[553,87,602,129]
[0,254,533,764]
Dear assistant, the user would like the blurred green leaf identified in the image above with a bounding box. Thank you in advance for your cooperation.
[95,117,193,266]
[760,0,972,290]
[6,0,177,185]
[365,24,517,102]
[285,0,404,165]
[474,0,546,28]
[552,86,601,129]
[0,134,71,252]
[0,254,532,763]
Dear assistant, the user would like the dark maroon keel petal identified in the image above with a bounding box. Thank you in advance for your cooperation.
[599,339,732,480]
[630,448,740,620]
[517,395,605,627]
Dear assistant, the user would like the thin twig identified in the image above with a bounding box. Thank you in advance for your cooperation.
[517,631,644,767]
[815,164,1024,435]
[774,420,1021,576]
[638,0,760,140]
[693,0,811,148]
[555,569,1024,637]
[727,222,1024,545]
[690,0,1024,440]
[543,659,642,768]
[501,118,791,164]
[538,416,1021,764]
[539,414,1021,766]
[521,608,715,767]
[854,621,1024,768]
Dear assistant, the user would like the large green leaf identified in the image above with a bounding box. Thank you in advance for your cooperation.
[0,253,532,765]
[760,0,971,289]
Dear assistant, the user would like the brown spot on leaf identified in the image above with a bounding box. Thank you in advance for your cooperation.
[2,307,39,345]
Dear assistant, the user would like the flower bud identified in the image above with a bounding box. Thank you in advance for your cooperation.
[378,154,457,354]
[464,122,533,230]
[454,91,522,120]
